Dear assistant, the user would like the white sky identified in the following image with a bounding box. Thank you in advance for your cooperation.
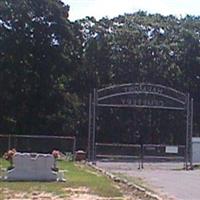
[63,0,200,21]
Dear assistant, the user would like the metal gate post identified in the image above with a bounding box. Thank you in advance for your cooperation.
[189,98,193,168]
[87,93,92,161]
[92,89,97,164]
[185,93,190,169]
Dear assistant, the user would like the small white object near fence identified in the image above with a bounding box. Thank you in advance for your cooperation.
[192,137,200,163]
[165,146,178,154]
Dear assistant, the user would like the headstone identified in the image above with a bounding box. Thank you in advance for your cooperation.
[5,153,58,181]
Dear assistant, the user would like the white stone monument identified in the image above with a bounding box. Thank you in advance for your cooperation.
[5,153,58,181]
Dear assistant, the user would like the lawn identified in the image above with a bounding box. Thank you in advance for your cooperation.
[0,158,123,199]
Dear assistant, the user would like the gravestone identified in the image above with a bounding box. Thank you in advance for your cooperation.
[5,153,58,181]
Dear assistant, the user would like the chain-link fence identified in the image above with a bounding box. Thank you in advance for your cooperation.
[96,143,185,162]
[0,134,76,156]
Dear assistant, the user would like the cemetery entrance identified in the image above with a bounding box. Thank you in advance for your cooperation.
[88,83,193,169]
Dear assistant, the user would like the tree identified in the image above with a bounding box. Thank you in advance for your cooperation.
[1,3,200,148]
[0,0,82,135]
[77,12,200,145]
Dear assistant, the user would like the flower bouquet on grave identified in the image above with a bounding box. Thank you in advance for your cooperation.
[3,148,16,170]
[52,150,60,172]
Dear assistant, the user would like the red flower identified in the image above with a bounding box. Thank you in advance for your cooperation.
[3,149,16,161]
[52,150,60,159]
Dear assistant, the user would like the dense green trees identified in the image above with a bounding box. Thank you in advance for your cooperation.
[0,0,82,134]
[0,1,200,147]
[76,13,200,145]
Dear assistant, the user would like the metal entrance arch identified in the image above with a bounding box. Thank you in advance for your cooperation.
[88,83,193,169]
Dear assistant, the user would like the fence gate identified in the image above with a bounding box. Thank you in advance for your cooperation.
[88,83,193,169]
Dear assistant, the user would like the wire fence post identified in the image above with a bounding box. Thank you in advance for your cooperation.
[8,134,11,150]
[73,136,76,161]
[185,93,190,169]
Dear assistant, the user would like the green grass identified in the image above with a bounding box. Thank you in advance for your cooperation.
[0,158,10,170]
[59,161,122,196]
[0,158,122,199]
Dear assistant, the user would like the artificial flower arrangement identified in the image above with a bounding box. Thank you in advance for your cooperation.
[3,148,16,170]
[52,150,60,171]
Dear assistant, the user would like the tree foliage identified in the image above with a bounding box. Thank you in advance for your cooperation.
[76,12,200,145]
[0,0,82,134]
[0,1,200,147]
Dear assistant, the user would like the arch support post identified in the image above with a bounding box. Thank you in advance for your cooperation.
[87,93,92,161]
[189,98,193,169]
[91,89,97,164]
[185,94,193,170]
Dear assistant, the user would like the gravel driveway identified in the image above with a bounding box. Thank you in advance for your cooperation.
[97,161,200,200]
